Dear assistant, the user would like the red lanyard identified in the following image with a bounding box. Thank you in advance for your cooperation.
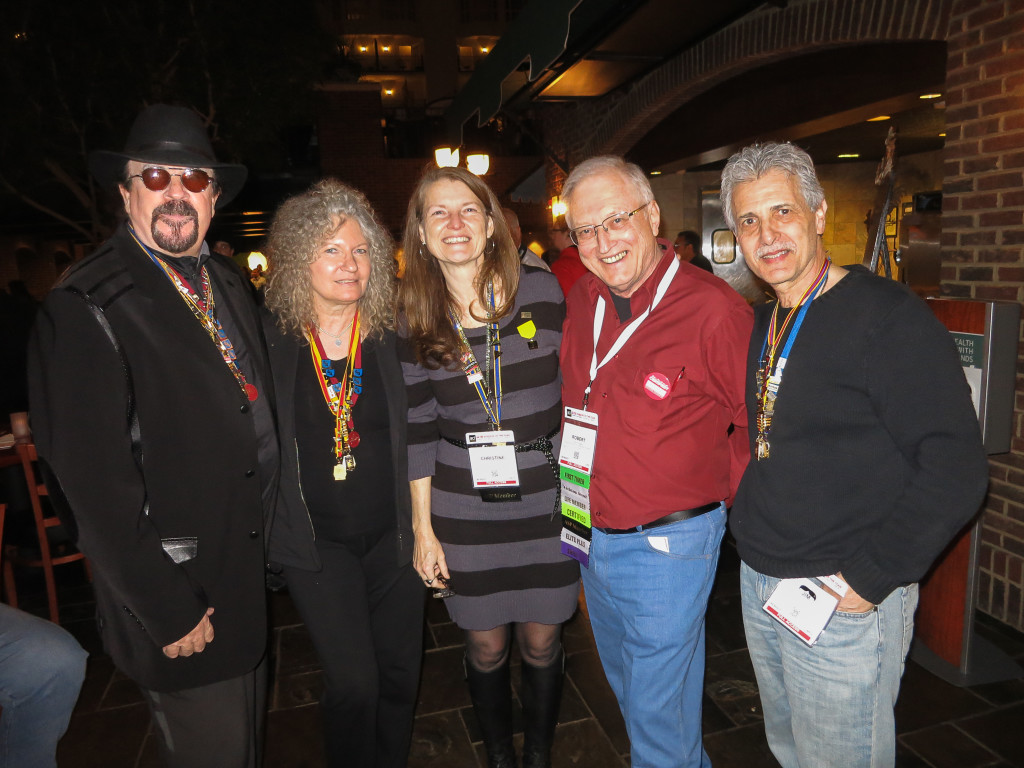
[306,311,363,480]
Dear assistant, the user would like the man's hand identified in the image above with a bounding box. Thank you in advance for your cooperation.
[162,607,215,658]
[835,573,874,614]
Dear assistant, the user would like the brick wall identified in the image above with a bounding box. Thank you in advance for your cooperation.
[943,0,1024,630]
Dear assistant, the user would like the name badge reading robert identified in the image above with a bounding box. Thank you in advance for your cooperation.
[559,407,598,474]
[466,430,521,502]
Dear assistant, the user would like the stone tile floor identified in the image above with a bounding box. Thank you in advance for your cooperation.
[12,539,1024,767]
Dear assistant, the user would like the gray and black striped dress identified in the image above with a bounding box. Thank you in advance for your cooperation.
[401,267,580,630]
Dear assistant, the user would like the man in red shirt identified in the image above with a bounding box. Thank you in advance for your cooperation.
[559,156,751,768]
[549,221,588,298]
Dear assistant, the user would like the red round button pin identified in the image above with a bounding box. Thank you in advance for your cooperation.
[643,372,671,400]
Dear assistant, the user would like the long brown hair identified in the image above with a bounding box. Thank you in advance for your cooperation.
[398,165,520,369]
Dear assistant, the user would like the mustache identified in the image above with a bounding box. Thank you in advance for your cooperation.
[755,240,797,258]
[153,200,198,220]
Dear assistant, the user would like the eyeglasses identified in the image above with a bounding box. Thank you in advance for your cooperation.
[568,202,651,246]
[129,167,216,194]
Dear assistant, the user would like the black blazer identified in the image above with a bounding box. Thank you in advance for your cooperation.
[263,316,413,571]
[28,224,278,692]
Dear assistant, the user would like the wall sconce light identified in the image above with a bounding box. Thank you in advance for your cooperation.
[481,46,490,53]
[550,196,568,221]
[384,89,394,96]
[381,45,391,52]
[466,153,490,175]
[435,147,460,168]
[358,45,368,52]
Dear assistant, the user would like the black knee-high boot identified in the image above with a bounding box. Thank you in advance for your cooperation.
[464,656,517,768]
[520,648,564,768]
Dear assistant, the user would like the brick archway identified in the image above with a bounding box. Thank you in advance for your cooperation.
[563,0,950,163]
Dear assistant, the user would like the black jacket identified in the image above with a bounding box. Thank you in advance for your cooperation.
[28,224,278,692]
[262,316,413,571]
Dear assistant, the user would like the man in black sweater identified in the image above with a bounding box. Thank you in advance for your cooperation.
[722,142,988,768]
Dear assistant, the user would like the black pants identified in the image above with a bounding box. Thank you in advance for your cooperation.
[283,529,425,768]
[142,656,267,768]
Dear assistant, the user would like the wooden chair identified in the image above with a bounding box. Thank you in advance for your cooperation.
[2,443,89,623]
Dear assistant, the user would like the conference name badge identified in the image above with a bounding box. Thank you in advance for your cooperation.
[558,407,598,567]
[466,430,521,502]
[762,575,849,647]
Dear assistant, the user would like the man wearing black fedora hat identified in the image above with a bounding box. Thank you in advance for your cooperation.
[28,104,279,768]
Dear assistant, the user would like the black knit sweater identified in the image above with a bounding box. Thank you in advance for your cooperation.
[731,266,989,604]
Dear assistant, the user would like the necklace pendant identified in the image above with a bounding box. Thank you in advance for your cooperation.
[348,430,360,448]
[333,462,347,481]
[334,338,342,347]
[345,453,356,472]
[756,435,770,460]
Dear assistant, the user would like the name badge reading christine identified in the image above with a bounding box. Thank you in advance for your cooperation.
[466,430,521,502]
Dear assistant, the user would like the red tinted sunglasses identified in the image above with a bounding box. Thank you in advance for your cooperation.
[129,167,216,193]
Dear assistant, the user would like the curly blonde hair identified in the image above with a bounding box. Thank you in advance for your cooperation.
[265,178,395,340]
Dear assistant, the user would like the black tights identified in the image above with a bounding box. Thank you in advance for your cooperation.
[464,622,562,672]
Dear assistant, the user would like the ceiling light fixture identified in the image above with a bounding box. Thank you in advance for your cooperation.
[867,115,890,122]
[919,92,942,99]
[466,153,490,175]
[837,153,860,159]
[434,148,460,168]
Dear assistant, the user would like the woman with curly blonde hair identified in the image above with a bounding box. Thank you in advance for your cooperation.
[263,178,423,768]
[397,166,578,768]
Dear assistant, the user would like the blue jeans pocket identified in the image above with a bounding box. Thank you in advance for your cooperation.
[642,506,725,560]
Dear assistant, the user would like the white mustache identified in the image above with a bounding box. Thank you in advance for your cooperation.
[756,240,797,258]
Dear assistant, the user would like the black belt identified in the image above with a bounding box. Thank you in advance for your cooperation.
[595,501,720,535]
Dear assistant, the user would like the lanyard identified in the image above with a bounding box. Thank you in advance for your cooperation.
[129,226,257,401]
[307,311,363,479]
[583,255,680,409]
[450,283,502,429]
[758,260,831,390]
[754,260,830,460]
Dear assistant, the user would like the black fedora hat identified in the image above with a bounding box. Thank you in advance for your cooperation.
[89,104,247,208]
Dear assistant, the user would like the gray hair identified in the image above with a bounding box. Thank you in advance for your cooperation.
[562,156,654,227]
[720,143,825,232]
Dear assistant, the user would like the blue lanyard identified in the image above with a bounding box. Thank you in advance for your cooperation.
[450,283,502,429]
[758,274,828,392]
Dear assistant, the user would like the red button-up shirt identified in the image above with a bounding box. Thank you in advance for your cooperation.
[560,254,752,528]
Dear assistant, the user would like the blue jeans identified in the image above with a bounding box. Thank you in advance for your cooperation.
[582,504,726,768]
[0,604,88,768]
[740,562,918,768]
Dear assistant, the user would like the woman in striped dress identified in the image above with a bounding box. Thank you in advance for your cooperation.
[398,166,579,768]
